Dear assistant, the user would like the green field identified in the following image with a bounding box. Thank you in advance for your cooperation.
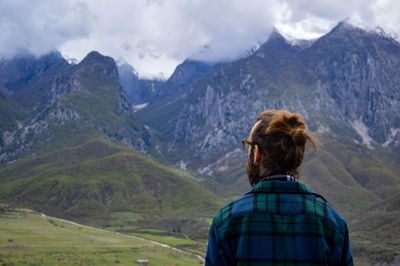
[0,205,204,265]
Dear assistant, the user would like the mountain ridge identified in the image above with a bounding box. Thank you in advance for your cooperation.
[140,21,400,163]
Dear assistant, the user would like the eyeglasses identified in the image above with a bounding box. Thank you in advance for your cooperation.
[242,139,255,151]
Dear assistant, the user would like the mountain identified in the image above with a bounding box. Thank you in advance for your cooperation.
[137,21,400,263]
[139,21,400,181]
[0,51,221,242]
[135,59,225,160]
[301,21,400,148]
[0,51,150,163]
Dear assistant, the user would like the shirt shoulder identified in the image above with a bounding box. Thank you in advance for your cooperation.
[212,193,255,227]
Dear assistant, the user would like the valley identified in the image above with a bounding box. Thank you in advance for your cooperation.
[1,21,400,265]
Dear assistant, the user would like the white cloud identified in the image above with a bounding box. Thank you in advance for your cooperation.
[275,0,377,39]
[373,0,400,35]
[60,0,279,78]
[0,0,91,57]
[1,0,400,79]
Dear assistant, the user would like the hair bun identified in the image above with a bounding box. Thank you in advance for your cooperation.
[291,128,306,147]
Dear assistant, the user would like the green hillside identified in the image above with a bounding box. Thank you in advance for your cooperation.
[350,192,400,264]
[0,137,221,245]
[303,139,400,215]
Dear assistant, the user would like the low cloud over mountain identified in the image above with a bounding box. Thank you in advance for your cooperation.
[1,0,400,78]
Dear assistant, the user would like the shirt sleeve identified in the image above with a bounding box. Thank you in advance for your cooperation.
[205,223,220,265]
[205,222,232,266]
[341,223,354,266]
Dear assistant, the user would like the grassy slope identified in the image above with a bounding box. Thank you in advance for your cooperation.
[350,191,400,264]
[0,205,203,265]
[0,137,221,247]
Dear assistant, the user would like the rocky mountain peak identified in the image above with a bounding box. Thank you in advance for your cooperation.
[78,51,119,80]
[263,28,298,50]
[268,28,288,42]
[329,20,361,34]
[254,28,303,59]
[80,51,111,64]
[321,20,397,44]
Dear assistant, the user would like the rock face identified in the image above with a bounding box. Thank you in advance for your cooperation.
[0,51,149,162]
[302,22,400,146]
[141,21,400,168]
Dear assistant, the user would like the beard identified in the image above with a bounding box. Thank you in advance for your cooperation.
[246,155,260,187]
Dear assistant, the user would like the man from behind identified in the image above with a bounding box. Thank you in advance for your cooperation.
[206,110,353,265]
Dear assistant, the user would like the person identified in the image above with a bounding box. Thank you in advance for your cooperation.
[205,110,353,265]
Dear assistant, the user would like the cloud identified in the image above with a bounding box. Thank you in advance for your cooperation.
[275,0,378,38]
[1,0,400,79]
[0,0,91,58]
[60,0,282,78]
[373,0,400,34]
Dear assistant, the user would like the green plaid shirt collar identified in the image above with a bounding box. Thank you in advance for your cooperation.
[248,175,327,203]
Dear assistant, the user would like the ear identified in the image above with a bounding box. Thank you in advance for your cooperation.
[254,144,263,164]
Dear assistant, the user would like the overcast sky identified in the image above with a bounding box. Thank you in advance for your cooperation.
[1,0,399,79]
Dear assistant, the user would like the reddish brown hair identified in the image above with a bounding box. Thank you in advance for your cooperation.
[249,110,317,186]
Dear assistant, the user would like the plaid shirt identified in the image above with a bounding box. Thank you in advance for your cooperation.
[206,176,353,265]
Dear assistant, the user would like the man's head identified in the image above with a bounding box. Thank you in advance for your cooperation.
[245,110,317,186]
